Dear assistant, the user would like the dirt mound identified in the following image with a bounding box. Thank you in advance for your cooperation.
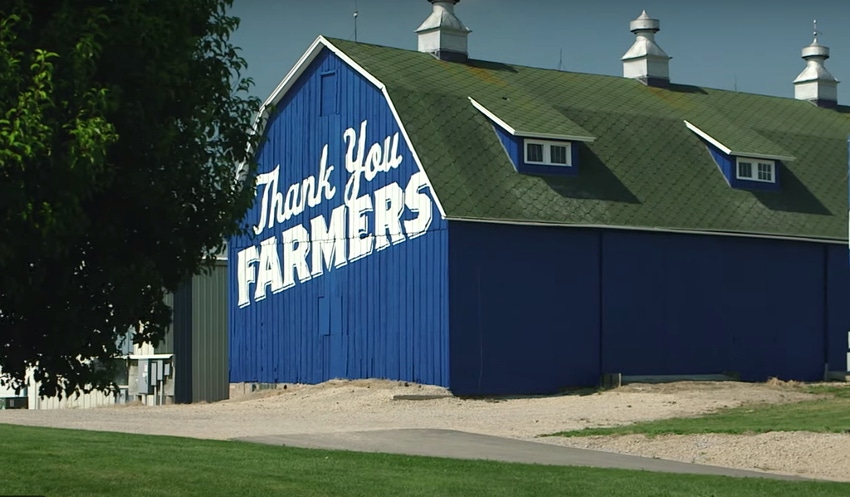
[226,378,451,403]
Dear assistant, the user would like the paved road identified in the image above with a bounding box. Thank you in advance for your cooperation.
[235,429,805,480]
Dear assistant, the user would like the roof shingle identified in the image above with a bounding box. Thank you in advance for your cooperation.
[328,37,850,241]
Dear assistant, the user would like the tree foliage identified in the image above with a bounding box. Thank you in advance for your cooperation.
[0,0,259,397]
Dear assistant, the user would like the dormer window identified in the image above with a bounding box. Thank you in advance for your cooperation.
[736,158,775,183]
[683,120,789,192]
[467,97,595,178]
[525,139,572,167]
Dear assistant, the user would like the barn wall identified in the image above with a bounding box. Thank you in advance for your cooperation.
[29,389,118,410]
[161,280,192,402]
[449,222,849,394]
[601,231,826,382]
[826,245,850,374]
[189,260,230,403]
[157,260,228,404]
[448,222,602,395]
[229,49,449,387]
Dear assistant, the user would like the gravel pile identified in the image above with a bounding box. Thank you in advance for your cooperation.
[544,432,849,481]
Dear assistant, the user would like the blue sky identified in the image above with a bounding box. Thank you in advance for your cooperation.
[228,0,850,104]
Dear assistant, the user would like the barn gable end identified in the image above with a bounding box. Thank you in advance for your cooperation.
[228,41,449,387]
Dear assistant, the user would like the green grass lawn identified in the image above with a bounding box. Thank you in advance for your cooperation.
[550,383,850,438]
[0,424,848,497]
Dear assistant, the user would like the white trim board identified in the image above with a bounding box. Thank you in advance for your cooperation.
[446,216,846,246]
[469,97,596,143]
[126,354,174,361]
[524,138,573,167]
[683,120,796,162]
[250,36,446,218]
[262,36,383,111]
[735,156,776,184]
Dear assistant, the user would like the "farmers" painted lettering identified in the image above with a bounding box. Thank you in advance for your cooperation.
[237,120,433,307]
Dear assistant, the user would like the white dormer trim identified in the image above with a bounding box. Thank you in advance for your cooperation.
[524,139,573,167]
[735,157,776,183]
[469,97,596,143]
[242,35,446,218]
[683,120,796,162]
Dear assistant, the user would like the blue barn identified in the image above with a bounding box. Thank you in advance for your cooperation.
[229,2,850,395]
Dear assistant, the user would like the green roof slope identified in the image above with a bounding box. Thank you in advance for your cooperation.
[686,116,794,159]
[328,38,850,241]
[470,93,594,140]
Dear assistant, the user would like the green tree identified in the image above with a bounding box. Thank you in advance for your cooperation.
[0,0,259,397]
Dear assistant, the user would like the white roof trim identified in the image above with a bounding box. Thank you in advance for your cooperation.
[684,120,731,154]
[447,216,845,245]
[514,131,596,142]
[728,151,796,162]
[469,97,596,143]
[470,97,516,133]
[126,354,174,361]
[684,120,796,162]
[262,36,383,111]
[248,36,447,219]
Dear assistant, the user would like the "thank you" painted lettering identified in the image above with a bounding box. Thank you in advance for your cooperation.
[237,120,434,307]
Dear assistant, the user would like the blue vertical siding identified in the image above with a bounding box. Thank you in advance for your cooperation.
[494,124,519,171]
[826,245,850,372]
[706,140,734,183]
[229,48,449,387]
[449,223,839,394]
[448,221,601,395]
[601,231,824,381]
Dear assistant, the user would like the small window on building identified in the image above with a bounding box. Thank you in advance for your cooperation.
[736,157,775,183]
[526,143,544,163]
[524,139,572,166]
[757,162,773,182]
[550,144,568,164]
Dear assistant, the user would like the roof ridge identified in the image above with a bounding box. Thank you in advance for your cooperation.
[325,37,850,107]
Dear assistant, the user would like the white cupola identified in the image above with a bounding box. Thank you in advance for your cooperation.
[793,22,838,108]
[416,0,471,63]
[621,10,671,87]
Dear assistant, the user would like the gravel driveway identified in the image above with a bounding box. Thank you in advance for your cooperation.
[1,379,847,482]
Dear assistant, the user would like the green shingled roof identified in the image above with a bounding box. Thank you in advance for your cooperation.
[470,94,594,141]
[327,37,850,242]
[685,117,795,160]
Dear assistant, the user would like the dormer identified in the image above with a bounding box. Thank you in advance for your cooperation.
[684,120,794,191]
[469,96,595,176]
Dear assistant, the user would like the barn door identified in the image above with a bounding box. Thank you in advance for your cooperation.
[318,294,345,381]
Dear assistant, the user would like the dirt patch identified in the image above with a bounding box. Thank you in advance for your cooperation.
[0,379,847,482]
[226,379,449,403]
[544,432,849,482]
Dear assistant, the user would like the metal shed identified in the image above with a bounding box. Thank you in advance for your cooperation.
[157,258,229,404]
